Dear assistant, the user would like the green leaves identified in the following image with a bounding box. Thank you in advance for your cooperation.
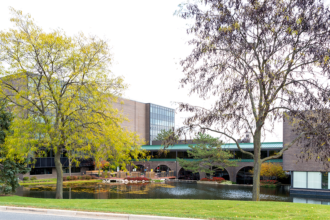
[178,133,237,177]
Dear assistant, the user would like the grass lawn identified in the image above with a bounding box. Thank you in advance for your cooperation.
[19,179,102,186]
[0,196,328,220]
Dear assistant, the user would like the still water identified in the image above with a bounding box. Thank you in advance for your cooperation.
[16,182,330,204]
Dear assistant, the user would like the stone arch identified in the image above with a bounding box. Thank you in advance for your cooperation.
[154,165,171,172]
[236,166,254,184]
[213,167,230,180]
[178,168,200,180]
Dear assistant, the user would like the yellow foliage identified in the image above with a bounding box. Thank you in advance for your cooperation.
[0,8,147,184]
[250,163,286,179]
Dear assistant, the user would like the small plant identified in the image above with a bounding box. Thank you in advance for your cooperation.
[124,177,150,181]
[72,176,78,180]
[91,175,98,179]
[66,176,71,181]
[23,177,29,181]
[85,175,91,180]
[30,176,37,181]
[79,175,85,180]
[63,177,67,181]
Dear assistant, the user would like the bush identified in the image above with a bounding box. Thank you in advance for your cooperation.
[30,176,37,181]
[66,176,71,181]
[212,177,225,182]
[63,177,67,181]
[91,175,98,179]
[72,176,78,180]
[124,177,150,181]
[200,177,225,182]
[260,180,278,185]
[79,175,85,180]
[85,175,91,180]
[23,177,29,181]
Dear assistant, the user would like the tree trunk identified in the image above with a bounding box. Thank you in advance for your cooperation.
[54,147,63,199]
[252,130,262,201]
[69,157,71,177]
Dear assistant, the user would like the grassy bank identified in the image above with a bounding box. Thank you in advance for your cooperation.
[0,196,328,219]
[19,179,102,186]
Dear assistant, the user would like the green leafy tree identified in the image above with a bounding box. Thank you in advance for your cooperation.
[0,101,29,195]
[178,133,236,179]
[155,128,179,156]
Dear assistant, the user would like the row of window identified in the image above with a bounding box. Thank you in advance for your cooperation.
[293,171,330,189]
[150,119,174,127]
[146,150,282,159]
[30,167,81,175]
[150,105,174,117]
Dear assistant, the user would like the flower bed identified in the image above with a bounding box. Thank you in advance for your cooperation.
[200,177,225,182]
[124,177,150,181]
[260,180,279,188]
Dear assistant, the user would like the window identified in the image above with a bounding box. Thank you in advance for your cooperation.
[322,172,329,189]
[308,172,321,189]
[293,172,307,188]
[30,168,52,175]
[269,150,283,159]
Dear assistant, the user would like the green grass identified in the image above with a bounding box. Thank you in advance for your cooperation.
[19,179,102,186]
[0,196,328,219]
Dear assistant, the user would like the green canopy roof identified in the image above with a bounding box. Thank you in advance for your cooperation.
[142,142,283,151]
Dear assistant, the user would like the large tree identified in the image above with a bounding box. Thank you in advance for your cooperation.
[0,101,29,195]
[176,0,330,201]
[178,133,236,179]
[0,8,145,199]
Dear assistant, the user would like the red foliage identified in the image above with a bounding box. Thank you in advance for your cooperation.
[260,180,278,184]
[124,177,150,181]
[72,176,78,180]
[200,177,225,182]
[63,177,67,181]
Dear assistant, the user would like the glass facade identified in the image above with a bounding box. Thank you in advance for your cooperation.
[293,171,330,189]
[149,104,175,142]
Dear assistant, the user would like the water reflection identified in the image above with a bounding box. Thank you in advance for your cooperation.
[15,182,330,205]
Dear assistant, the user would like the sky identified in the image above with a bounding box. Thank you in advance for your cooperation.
[0,0,283,142]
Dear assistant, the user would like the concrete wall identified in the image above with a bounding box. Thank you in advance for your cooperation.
[283,118,325,171]
[113,98,148,143]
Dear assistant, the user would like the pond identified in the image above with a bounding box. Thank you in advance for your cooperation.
[16,181,330,205]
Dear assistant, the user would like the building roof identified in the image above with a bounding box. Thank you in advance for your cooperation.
[142,142,283,151]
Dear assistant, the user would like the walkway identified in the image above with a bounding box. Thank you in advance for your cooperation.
[0,206,203,220]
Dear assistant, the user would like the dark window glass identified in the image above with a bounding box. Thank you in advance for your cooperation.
[234,151,253,159]
[30,168,52,175]
[71,167,81,173]
[269,150,282,159]
[322,172,329,189]
[261,150,268,159]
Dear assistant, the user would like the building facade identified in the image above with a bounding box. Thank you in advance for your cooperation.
[24,98,176,178]
[283,119,330,196]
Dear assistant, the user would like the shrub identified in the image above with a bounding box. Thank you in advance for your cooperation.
[30,176,37,181]
[212,177,225,182]
[200,177,225,182]
[124,177,150,181]
[66,176,71,181]
[85,175,91,180]
[63,177,67,181]
[260,180,278,185]
[79,175,85,180]
[72,176,78,180]
[23,177,29,181]
[92,175,98,179]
